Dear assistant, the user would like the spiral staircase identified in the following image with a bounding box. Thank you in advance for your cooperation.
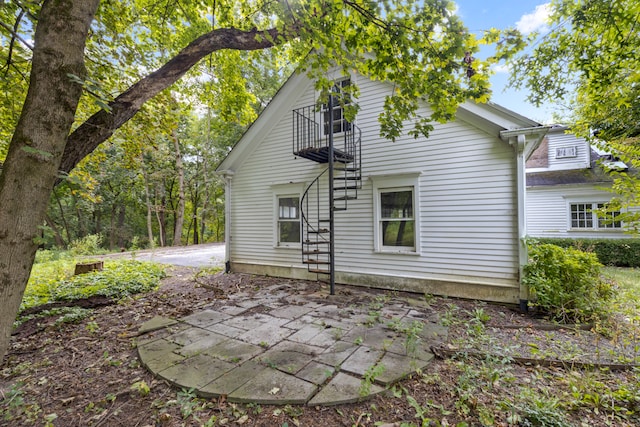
[292,102,361,294]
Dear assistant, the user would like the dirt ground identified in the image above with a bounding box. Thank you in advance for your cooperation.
[1,267,638,426]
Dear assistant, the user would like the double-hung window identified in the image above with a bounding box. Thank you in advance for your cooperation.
[277,196,300,246]
[372,173,420,254]
[569,202,622,230]
[323,79,352,135]
[380,189,415,248]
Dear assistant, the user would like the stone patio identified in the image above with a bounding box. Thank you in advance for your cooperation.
[137,281,447,406]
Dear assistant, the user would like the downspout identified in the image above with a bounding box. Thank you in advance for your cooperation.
[501,125,551,311]
[221,171,234,273]
[513,134,529,312]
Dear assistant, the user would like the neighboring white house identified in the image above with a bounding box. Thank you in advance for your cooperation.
[216,69,549,305]
[525,125,634,238]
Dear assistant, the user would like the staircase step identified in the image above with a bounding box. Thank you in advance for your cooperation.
[334,176,362,180]
[309,229,329,234]
[334,185,360,191]
[303,250,331,255]
[334,167,360,172]
[303,260,330,265]
[304,240,330,245]
[309,268,330,274]
[334,196,357,201]
[318,219,331,222]
[334,156,354,163]
[333,207,348,212]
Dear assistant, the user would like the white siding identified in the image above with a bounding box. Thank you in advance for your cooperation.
[227,73,521,296]
[526,185,635,238]
[542,130,591,172]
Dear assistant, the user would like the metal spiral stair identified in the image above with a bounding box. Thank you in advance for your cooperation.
[292,104,361,294]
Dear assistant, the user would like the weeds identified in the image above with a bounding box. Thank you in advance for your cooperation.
[359,363,385,396]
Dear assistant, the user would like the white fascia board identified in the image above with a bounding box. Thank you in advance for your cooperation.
[457,100,541,137]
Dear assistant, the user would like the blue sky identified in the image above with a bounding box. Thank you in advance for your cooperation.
[454,1,555,124]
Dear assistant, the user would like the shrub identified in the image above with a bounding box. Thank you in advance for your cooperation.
[523,243,616,323]
[68,234,105,256]
[21,259,166,312]
[53,260,166,301]
[535,238,640,268]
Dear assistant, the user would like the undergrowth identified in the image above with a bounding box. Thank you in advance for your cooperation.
[20,259,166,313]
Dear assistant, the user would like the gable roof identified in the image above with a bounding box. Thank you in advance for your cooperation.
[216,71,547,174]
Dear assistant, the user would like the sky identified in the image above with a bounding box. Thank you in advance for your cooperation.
[453,1,555,124]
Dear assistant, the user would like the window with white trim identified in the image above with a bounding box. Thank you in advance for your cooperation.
[380,189,415,248]
[372,173,420,253]
[277,196,300,246]
[570,202,621,230]
[323,79,352,135]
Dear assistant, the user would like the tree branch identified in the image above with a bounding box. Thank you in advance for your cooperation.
[0,14,34,52]
[59,25,296,177]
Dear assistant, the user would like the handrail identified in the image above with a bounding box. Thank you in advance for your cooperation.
[300,167,330,259]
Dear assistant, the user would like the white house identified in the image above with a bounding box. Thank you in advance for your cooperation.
[216,69,549,305]
[525,125,634,238]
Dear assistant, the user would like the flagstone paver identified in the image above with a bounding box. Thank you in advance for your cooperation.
[137,281,447,406]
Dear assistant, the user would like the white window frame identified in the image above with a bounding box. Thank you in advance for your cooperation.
[372,173,421,254]
[556,146,578,159]
[273,187,302,248]
[322,78,352,136]
[567,200,622,231]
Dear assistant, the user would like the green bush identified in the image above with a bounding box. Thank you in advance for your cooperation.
[53,260,166,301]
[536,238,640,268]
[21,259,166,312]
[523,243,616,323]
[68,234,105,256]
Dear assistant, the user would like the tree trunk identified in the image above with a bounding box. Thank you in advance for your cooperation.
[54,188,72,244]
[117,204,126,248]
[193,213,199,244]
[172,130,185,246]
[44,213,67,249]
[142,166,155,248]
[0,0,99,362]
[71,191,87,238]
[200,157,209,241]
[109,203,117,250]
[156,183,167,247]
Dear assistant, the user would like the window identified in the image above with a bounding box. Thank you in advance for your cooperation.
[556,146,578,158]
[380,189,415,248]
[323,79,352,134]
[570,202,621,230]
[277,196,300,245]
[372,173,421,254]
[597,203,622,229]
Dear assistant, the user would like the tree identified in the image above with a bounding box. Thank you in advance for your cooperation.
[510,0,640,230]
[0,0,522,360]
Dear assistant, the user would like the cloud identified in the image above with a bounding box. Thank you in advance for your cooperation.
[516,3,551,35]
[491,63,511,74]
